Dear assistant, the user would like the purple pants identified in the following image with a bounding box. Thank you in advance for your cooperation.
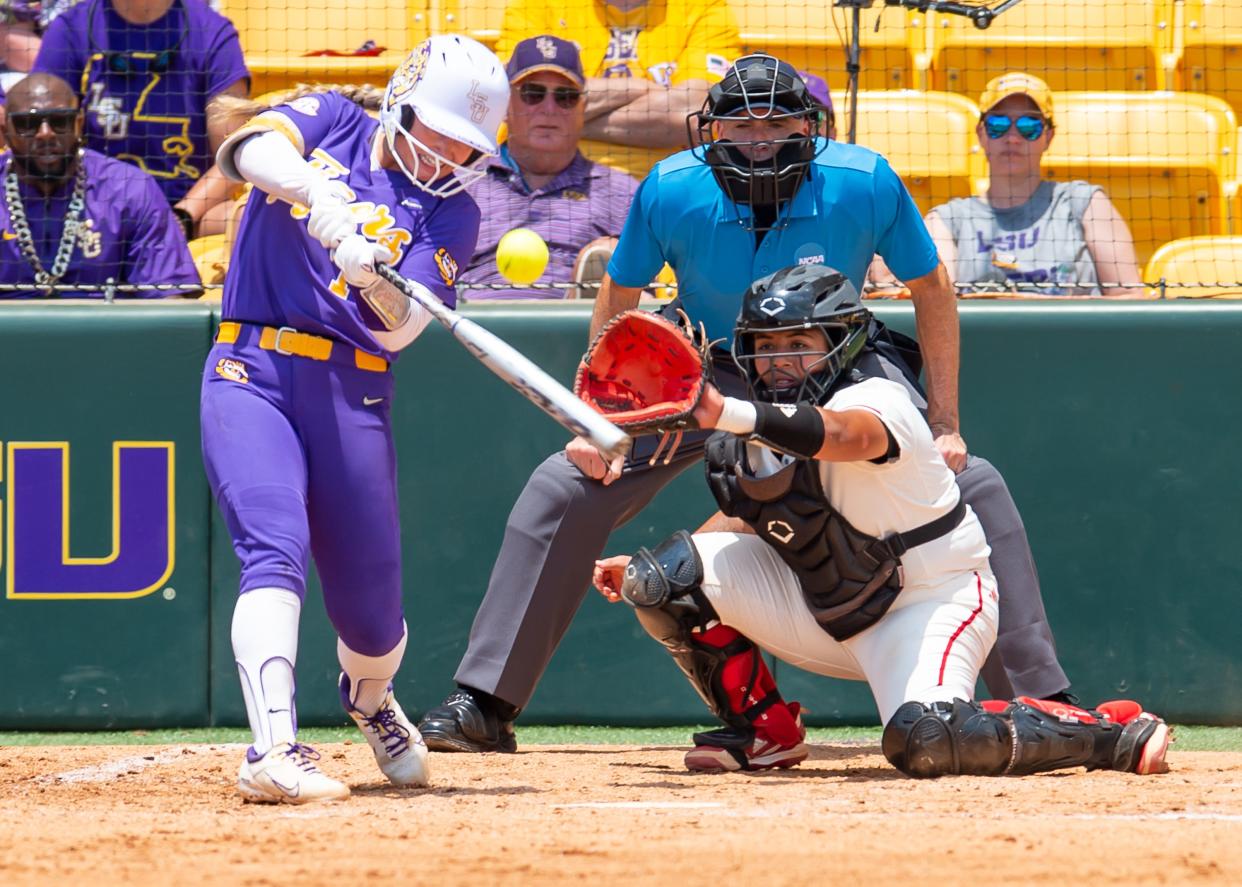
[200,333,404,656]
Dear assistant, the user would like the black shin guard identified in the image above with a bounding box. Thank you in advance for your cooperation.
[624,530,757,730]
[883,698,1139,778]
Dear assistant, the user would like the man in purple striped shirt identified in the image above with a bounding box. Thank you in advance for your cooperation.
[460,36,639,300]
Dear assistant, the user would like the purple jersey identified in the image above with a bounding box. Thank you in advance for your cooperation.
[222,92,481,362]
[0,148,198,298]
[32,0,249,203]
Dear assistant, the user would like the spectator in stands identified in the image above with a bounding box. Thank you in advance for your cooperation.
[927,73,1142,296]
[32,0,249,239]
[801,71,836,141]
[496,0,741,177]
[460,36,640,300]
[0,73,198,298]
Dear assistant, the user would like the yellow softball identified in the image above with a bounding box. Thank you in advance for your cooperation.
[496,227,550,287]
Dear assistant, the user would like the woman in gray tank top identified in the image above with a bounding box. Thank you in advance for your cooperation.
[926,73,1142,297]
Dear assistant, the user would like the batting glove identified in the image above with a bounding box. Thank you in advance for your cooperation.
[333,234,394,290]
[306,179,357,249]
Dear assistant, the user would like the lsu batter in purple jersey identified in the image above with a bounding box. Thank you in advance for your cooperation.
[200,35,509,805]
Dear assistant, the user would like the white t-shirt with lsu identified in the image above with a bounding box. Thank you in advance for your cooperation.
[747,377,991,589]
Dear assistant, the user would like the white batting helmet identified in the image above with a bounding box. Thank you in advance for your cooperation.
[381,34,509,197]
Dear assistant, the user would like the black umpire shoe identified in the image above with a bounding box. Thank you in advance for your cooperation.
[418,687,519,753]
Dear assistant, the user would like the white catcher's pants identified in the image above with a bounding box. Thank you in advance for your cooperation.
[694,533,999,723]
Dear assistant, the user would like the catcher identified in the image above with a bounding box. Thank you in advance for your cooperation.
[592,264,1171,777]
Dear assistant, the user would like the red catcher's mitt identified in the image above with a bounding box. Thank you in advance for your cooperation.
[574,309,711,442]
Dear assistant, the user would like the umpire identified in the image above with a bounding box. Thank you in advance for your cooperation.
[419,55,1073,752]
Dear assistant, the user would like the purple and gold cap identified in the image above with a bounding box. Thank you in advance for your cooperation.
[506,35,586,89]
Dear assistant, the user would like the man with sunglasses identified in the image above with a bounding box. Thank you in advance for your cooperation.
[418,55,1078,754]
[925,73,1141,296]
[32,0,249,240]
[495,0,741,180]
[0,73,196,297]
[460,36,639,300]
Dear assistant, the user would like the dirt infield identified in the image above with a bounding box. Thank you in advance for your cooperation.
[1,741,1238,885]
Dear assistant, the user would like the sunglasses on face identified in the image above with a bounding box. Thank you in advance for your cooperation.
[8,109,79,137]
[983,113,1046,141]
[517,82,584,109]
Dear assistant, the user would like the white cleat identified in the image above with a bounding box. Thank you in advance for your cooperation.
[237,742,351,804]
[347,690,430,787]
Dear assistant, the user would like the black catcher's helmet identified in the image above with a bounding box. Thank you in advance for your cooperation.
[687,54,822,230]
[732,264,871,405]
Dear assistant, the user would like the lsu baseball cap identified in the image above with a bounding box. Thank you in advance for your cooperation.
[979,72,1054,122]
[506,35,585,89]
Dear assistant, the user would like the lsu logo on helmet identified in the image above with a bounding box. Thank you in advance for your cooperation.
[434,247,459,286]
[387,41,432,107]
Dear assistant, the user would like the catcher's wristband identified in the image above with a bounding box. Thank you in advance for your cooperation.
[718,397,825,460]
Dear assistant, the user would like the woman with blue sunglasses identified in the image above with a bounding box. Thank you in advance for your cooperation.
[925,73,1142,297]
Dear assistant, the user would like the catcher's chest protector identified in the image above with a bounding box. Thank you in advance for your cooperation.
[704,433,962,641]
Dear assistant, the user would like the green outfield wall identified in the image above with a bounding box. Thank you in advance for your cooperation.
[0,300,1238,729]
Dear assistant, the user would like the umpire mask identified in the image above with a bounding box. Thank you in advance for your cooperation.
[689,55,821,231]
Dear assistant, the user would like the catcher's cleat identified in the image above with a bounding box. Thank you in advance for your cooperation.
[340,675,430,787]
[685,703,809,772]
[237,742,350,804]
[418,687,518,754]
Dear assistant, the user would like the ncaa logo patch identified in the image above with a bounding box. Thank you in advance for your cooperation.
[434,247,459,286]
[795,242,826,266]
[215,358,249,384]
[388,41,432,106]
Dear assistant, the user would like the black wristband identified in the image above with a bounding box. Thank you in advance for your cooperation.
[752,401,826,460]
[172,205,195,241]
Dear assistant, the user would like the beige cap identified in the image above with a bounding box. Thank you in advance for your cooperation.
[979,72,1054,122]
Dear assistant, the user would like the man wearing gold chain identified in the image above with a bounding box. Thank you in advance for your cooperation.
[0,73,197,298]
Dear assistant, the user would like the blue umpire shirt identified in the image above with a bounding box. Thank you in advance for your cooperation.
[607,137,940,344]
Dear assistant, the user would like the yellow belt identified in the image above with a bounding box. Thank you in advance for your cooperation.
[216,322,388,373]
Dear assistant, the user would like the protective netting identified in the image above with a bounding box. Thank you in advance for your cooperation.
[0,0,1238,299]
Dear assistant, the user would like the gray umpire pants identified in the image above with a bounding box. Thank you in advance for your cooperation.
[454,352,1069,709]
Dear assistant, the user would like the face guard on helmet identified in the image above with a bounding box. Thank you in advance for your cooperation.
[687,54,823,231]
[381,34,510,198]
[732,264,871,405]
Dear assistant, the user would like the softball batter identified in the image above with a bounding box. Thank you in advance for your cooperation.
[201,35,508,803]
[594,264,1170,778]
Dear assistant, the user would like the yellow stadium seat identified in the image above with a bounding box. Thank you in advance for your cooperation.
[188,234,229,293]
[219,0,428,95]
[928,0,1175,98]
[1143,236,1242,297]
[734,2,932,90]
[1181,0,1242,119]
[441,0,505,51]
[1037,91,1239,265]
[852,90,982,216]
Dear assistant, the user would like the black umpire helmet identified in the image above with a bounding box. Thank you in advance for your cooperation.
[732,264,871,405]
[687,54,822,230]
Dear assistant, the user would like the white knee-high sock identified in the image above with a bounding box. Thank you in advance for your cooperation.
[338,623,407,717]
[232,587,301,754]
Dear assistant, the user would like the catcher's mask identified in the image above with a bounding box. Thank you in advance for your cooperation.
[732,264,870,405]
[687,54,822,231]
